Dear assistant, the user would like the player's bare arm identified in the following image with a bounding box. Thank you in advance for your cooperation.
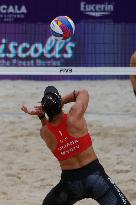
[130,52,136,94]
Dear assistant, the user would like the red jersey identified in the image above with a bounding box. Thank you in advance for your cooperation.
[46,114,92,161]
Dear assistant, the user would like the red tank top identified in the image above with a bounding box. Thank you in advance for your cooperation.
[46,114,92,161]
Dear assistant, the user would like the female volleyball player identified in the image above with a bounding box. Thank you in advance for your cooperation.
[130,52,136,96]
[21,86,131,205]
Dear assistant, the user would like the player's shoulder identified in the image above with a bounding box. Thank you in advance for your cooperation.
[130,51,136,67]
[131,52,136,59]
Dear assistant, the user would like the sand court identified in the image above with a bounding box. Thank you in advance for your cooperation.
[0,79,136,205]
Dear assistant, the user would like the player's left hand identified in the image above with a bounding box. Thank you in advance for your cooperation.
[21,105,45,116]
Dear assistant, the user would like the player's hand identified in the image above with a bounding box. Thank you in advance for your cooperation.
[21,105,45,116]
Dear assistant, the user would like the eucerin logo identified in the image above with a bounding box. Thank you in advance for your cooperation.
[80,2,114,17]
[0,5,27,14]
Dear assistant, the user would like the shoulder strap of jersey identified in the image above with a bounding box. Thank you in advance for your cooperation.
[46,113,68,140]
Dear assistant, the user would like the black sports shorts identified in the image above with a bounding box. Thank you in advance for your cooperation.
[42,159,131,205]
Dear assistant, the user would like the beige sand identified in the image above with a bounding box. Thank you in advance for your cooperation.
[0,79,136,205]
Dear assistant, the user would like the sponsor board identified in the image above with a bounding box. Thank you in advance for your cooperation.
[0,0,135,23]
[0,4,27,22]
[0,37,76,66]
[80,1,114,17]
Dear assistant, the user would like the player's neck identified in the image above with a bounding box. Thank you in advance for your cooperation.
[50,111,64,124]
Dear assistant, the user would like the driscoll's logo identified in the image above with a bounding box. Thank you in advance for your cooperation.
[0,37,76,59]
[80,2,114,17]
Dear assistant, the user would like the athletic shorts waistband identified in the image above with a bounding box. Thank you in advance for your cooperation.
[61,159,105,181]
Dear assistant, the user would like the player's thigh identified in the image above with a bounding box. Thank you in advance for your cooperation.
[42,181,74,205]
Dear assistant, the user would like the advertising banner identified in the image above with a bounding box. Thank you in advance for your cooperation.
[0,0,136,23]
[0,24,80,67]
[0,22,135,67]
[0,0,34,23]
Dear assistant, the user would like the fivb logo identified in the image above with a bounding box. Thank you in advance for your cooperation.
[60,68,73,73]
[80,1,114,17]
[0,5,27,14]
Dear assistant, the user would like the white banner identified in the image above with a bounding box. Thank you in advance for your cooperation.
[0,67,136,75]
